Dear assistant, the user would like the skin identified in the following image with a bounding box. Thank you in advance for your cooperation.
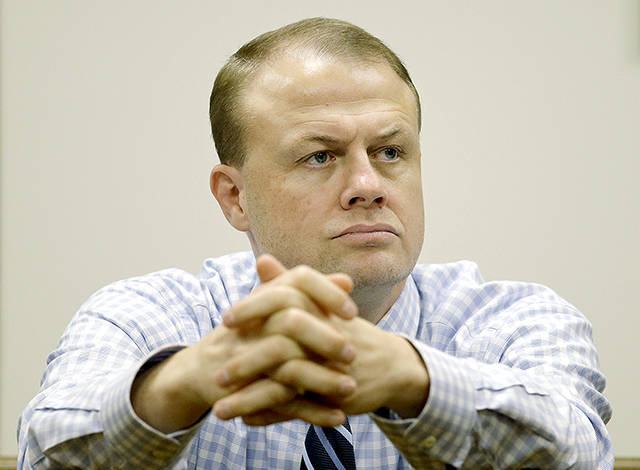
[131,50,429,433]
[221,50,425,323]
[133,256,360,431]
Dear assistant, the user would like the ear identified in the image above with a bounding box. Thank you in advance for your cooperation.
[210,164,249,232]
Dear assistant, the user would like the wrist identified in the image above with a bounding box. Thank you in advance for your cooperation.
[131,348,210,434]
[385,336,430,418]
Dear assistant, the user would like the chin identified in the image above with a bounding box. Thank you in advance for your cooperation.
[346,262,413,291]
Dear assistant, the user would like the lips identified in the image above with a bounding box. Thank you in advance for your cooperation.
[332,223,398,239]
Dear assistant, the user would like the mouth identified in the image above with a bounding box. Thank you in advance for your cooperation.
[332,223,398,239]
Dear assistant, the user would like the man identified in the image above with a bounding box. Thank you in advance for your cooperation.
[19,18,612,469]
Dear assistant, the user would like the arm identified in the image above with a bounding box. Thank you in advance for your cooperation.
[19,256,359,468]
[208,258,431,427]
[219,274,612,469]
[371,306,613,469]
[131,255,359,434]
[17,276,206,469]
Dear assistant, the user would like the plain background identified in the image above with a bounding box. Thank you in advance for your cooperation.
[1,0,639,458]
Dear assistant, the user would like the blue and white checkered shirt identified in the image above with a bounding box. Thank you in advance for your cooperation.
[18,251,612,469]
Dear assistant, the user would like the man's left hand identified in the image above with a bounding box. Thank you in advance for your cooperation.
[215,257,430,425]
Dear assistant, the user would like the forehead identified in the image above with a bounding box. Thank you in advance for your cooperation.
[239,51,419,143]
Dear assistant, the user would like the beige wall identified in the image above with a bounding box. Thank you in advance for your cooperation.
[1,0,638,457]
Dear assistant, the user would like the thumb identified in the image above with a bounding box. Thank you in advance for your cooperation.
[256,254,287,283]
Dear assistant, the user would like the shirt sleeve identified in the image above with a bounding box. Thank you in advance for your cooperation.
[17,276,216,469]
[370,305,613,469]
[102,347,209,468]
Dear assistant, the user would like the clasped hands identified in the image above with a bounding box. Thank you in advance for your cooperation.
[131,254,428,434]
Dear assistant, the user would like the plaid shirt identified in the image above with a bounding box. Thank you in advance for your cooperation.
[18,251,612,469]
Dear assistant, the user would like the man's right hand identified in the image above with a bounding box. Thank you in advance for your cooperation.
[131,254,358,434]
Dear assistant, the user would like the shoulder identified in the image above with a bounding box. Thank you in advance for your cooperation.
[72,252,258,348]
[412,260,576,316]
[411,260,484,293]
[198,251,258,310]
[83,266,204,316]
[199,251,257,293]
[83,252,256,311]
[410,261,585,350]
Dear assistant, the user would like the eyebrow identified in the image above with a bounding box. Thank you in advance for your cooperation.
[302,134,341,144]
[377,128,403,140]
[299,127,404,145]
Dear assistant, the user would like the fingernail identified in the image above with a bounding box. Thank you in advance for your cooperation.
[216,368,230,386]
[342,301,357,318]
[341,344,356,362]
[215,402,233,419]
[339,378,356,395]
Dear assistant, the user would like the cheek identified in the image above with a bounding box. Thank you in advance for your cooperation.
[274,196,326,240]
[297,196,319,225]
[393,172,423,208]
[279,176,336,227]
[252,181,316,229]
[391,177,424,237]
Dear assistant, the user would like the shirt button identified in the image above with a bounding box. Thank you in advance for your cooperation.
[422,435,437,448]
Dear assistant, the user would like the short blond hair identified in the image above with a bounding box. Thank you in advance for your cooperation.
[209,17,421,167]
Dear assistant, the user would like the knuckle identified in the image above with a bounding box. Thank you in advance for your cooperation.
[267,336,294,360]
[293,265,313,282]
[281,308,305,333]
[273,362,297,384]
[265,381,292,404]
[276,286,306,310]
[271,284,293,300]
[262,285,301,312]
[288,289,309,309]
[331,335,348,354]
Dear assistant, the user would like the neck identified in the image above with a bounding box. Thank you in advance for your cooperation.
[350,279,406,324]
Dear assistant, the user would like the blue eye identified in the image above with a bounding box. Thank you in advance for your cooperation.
[379,147,399,161]
[307,152,331,166]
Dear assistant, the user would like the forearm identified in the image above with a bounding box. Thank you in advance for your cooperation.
[371,342,612,469]
[20,347,203,469]
[131,347,215,434]
[383,335,430,418]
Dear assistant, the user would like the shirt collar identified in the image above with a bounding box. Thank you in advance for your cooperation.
[249,264,420,338]
[375,275,420,338]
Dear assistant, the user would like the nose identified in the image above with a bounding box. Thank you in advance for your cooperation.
[339,152,388,210]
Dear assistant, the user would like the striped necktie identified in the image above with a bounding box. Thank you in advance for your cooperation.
[301,418,356,470]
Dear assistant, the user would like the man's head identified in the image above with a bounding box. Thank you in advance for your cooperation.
[209,17,421,168]
[210,18,424,309]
